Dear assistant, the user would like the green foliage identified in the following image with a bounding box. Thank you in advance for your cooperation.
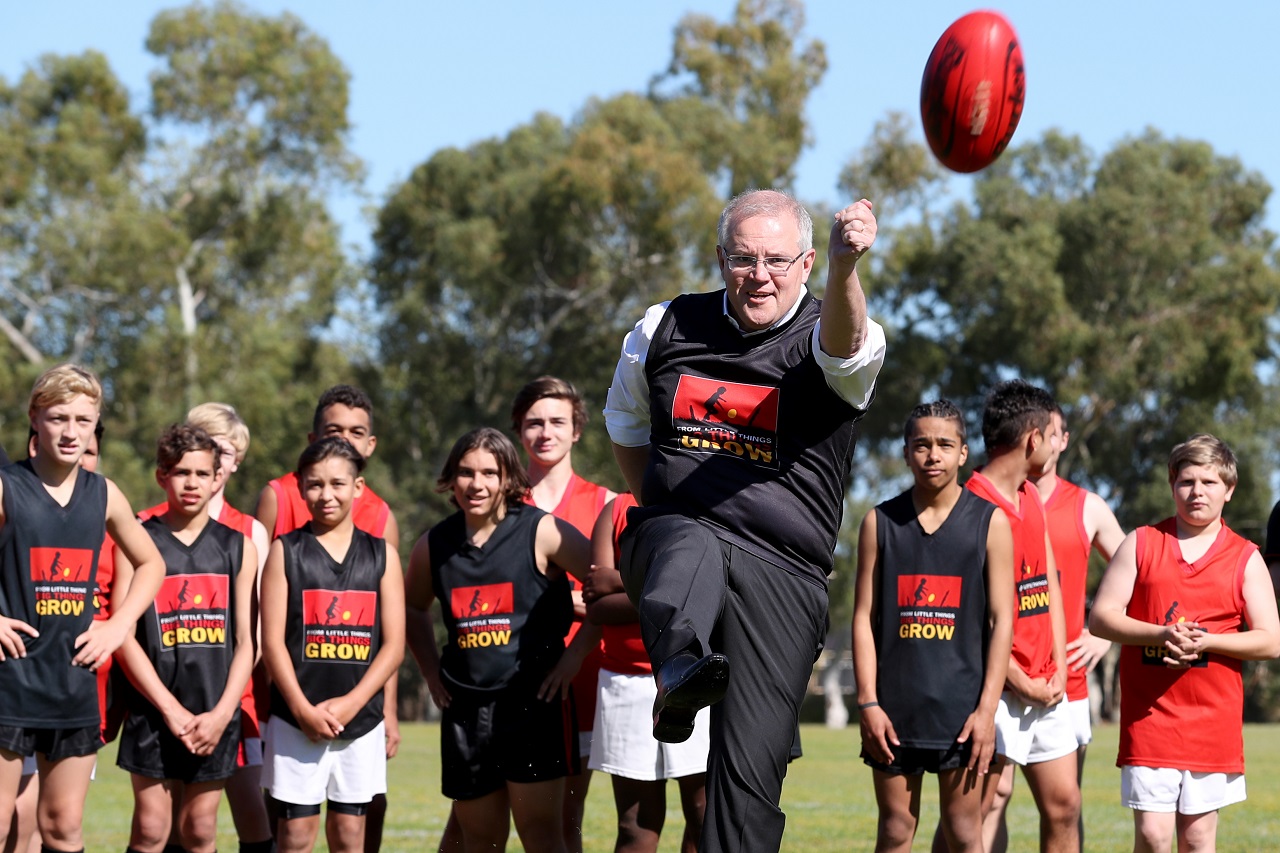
[843,126,1280,534]
[369,0,826,538]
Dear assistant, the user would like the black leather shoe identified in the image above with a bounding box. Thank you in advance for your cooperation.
[652,651,730,743]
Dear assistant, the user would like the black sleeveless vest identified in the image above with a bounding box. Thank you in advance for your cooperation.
[872,489,995,747]
[270,525,386,739]
[641,290,865,583]
[132,516,244,713]
[429,504,572,695]
[0,461,107,727]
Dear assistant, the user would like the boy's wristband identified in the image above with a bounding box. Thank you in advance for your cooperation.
[857,701,879,710]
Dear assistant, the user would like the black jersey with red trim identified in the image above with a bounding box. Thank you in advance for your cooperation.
[270,525,386,739]
[640,290,865,583]
[0,461,107,727]
[429,503,572,694]
[872,489,995,748]
[131,516,244,714]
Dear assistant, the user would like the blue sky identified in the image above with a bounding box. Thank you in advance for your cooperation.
[4,1,1279,249]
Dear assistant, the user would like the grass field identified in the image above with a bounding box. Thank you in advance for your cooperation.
[80,722,1280,851]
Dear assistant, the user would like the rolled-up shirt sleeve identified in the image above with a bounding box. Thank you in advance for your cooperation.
[604,301,670,447]
[812,317,887,411]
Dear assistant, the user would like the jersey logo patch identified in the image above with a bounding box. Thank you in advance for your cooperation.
[29,547,93,618]
[156,573,230,648]
[1016,570,1050,615]
[451,583,515,651]
[670,375,780,469]
[895,573,961,640]
[302,589,377,662]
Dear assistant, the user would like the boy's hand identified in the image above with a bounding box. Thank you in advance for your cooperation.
[316,696,359,728]
[425,670,452,710]
[538,647,587,702]
[582,565,625,604]
[72,617,129,670]
[162,704,197,743]
[858,705,899,765]
[383,711,401,759]
[0,616,37,661]
[180,709,233,756]
[1163,621,1206,668]
[1066,628,1112,672]
[958,709,997,775]
[1013,677,1060,708]
[297,704,343,742]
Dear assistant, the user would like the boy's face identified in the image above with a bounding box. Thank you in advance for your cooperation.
[157,449,218,519]
[78,434,101,474]
[311,404,376,459]
[300,456,365,528]
[1171,463,1234,528]
[32,395,98,468]
[904,416,967,489]
[210,435,238,495]
[519,397,579,470]
[453,448,505,520]
[1026,414,1060,474]
[1038,412,1067,476]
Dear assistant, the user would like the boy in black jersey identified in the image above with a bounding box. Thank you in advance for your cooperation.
[114,424,258,853]
[260,438,404,853]
[0,364,165,853]
[852,401,1015,853]
[404,427,595,853]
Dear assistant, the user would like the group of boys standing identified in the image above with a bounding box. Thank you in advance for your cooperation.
[853,382,1280,853]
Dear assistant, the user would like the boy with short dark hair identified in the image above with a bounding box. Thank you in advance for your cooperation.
[114,424,257,853]
[0,363,165,853]
[261,437,404,853]
[853,400,1014,852]
[1090,434,1280,853]
[962,380,1078,853]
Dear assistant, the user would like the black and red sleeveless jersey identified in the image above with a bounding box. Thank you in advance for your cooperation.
[429,503,572,694]
[270,525,386,739]
[640,290,865,583]
[872,489,995,748]
[131,516,244,714]
[0,461,107,727]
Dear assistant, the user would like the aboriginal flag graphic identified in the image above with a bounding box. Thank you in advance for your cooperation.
[156,573,230,649]
[670,375,781,469]
[896,574,963,609]
[303,589,377,629]
[451,583,514,620]
[29,547,94,619]
[30,547,93,584]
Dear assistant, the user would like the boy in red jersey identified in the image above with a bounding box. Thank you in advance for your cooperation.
[957,380,1077,853]
[0,364,165,853]
[1090,434,1280,853]
[855,401,1014,853]
[114,424,257,853]
[255,385,400,849]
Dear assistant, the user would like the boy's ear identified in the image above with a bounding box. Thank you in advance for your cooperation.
[959,443,969,467]
[365,434,377,457]
[353,475,366,499]
[307,431,317,445]
[155,468,167,489]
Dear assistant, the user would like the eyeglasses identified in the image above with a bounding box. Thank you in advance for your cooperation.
[721,251,806,274]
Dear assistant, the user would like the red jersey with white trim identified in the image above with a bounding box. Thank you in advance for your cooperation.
[526,473,609,730]
[267,471,390,540]
[1117,518,1252,773]
[966,470,1057,681]
[599,493,649,676]
[1044,479,1092,701]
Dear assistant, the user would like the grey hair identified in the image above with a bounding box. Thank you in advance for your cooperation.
[716,189,814,252]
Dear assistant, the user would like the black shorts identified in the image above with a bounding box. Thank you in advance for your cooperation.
[116,706,240,784]
[861,741,973,776]
[441,686,578,801]
[0,725,102,760]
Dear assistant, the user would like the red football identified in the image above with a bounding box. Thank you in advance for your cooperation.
[920,10,1026,173]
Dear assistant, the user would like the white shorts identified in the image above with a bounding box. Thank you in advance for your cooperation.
[262,718,387,805]
[993,692,1078,766]
[1067,697,1092,747]
[1121,765,1246,814]
[588,669,710,781]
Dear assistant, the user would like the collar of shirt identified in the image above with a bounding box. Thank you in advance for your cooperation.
[722,285,810,337]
